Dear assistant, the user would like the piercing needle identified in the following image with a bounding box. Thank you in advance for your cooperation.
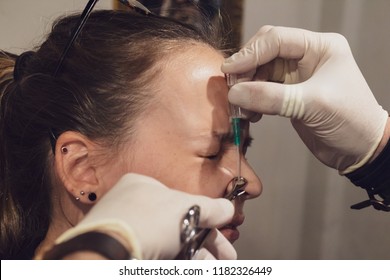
[226,74,243,178]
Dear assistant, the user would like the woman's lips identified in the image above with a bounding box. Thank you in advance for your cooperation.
[219,215,245,243]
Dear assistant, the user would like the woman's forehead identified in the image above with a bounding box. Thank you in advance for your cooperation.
[157,46,226,104]
[156,46,230,126]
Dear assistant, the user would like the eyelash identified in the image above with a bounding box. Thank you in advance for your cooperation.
[205,146,226,161]
[242,136,253,154]
[206,154,220,161]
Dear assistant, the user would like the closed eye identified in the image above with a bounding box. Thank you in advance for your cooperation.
[205,154,220,160]
[220,131,253,155]
[204,126,253,161]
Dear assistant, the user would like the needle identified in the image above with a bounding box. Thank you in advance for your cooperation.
[226,74,243,178]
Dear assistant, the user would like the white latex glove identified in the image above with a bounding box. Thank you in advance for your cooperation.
[221,25,388,173]
[54,173,236,260]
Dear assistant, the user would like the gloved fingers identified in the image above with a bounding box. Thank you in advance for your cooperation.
[245,25,274,45]
[221,25,274,76]
[194,197,234,229]
[228,81,288,116]
[249,113,263,123]
[238,108,262,123]
[253,57,301,84]
[201,229,237,260]
[222,26,315,74]
[192,248,216,260]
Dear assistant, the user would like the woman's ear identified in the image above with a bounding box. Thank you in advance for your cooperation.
[54,131,100,204]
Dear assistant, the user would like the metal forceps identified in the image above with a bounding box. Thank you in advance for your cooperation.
[175,176,248,260]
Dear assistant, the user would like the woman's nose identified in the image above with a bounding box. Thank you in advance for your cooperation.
[240,158,262,199]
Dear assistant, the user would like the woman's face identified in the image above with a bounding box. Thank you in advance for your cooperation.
[118,44,262,243]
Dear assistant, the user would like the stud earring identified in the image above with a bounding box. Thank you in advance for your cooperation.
[88,192,97,202]
[76,192,95,201]
[61,146,68,154]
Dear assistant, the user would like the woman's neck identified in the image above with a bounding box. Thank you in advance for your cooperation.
[34,190,84,259]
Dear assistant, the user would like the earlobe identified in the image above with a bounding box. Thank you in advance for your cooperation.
[74,190,97,202]
[55,131,99,204]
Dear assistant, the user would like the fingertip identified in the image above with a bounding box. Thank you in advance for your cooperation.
[222,48,258,74]
[228,83,252,108]
[229,81,287,116]
[250,113,263,123]
[203,229,237,260]
[192,248,216,260]
[213,198,234,221]
[217,198,234,216]
[197,197,234,228]
[221,56,236,73]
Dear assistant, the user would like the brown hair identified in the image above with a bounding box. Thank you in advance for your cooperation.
[0,10,223,259]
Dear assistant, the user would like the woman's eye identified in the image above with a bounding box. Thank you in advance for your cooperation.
[205,153,220,161]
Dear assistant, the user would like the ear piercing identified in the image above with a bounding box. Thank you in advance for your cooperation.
[62,149,98,202]
[75,191,97,202]
[88,192,97,202]
[75,191,83,201]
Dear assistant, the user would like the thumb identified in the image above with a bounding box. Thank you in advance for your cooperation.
[229,82,306,118]
[228,81,288,115]
[195,198,234,228]
[202,229,237,260]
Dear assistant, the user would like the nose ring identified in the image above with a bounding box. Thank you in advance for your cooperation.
[225,176,248,201]
[175,176,248,260]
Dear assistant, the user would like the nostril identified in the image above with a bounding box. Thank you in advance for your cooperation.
[245,178,263,199]
[224,176,248,201]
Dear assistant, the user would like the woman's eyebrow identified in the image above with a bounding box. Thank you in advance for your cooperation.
[217,130,234,142]
[243,135,253,148]
[216,130,253,148]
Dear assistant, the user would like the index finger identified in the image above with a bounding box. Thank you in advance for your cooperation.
[193,197,234,228]
[222,26,311,74]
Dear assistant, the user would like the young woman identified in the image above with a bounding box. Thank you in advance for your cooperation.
[0,8,262,259]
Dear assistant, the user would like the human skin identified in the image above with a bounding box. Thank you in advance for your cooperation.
[123,44,263,242]
[37,43,262,258]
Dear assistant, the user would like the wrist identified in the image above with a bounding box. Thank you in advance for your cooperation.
[345,126,390,211]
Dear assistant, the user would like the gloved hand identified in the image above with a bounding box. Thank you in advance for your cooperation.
[222,25,388,173]
[51,173,236,260]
